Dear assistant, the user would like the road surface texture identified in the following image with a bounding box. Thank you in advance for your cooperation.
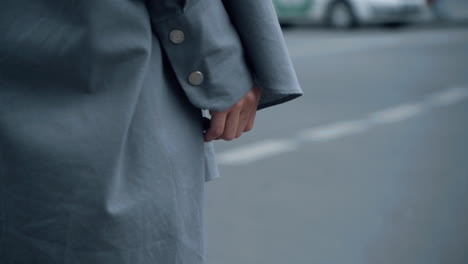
[205,25,468,264]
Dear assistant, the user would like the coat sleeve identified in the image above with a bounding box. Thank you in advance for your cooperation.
[145,0,303,112]
[221,0,303,110]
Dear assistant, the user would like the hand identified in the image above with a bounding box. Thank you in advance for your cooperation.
[204,85,261,142]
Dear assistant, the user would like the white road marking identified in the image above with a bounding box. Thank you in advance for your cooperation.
[426,87,468,107]
[217,139,297,166]
[298,120,370,142]
[368,103,425,124]
[217,87,468,165]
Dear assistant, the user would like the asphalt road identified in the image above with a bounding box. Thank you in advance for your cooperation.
[205,25,468,264]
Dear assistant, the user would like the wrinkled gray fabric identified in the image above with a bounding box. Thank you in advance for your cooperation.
[222,0,303,110]
[0,0,303,263]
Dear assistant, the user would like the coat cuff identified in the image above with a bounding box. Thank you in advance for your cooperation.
[149,0,255,112]
[222,0,304,111]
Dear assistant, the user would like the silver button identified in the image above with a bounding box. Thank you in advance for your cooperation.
[188,71,204,86]
[169,29,185,44]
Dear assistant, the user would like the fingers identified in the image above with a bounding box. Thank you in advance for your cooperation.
[236,98,257,136]
[223,109,241,141]
[236,109,250,138]
[204,111,227,142]
[204,106,245,142]
[243,85,261,133]
[204,84,261,142]
[245,108,256,132]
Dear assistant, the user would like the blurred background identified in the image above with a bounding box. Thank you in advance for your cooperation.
[206,0,468,263]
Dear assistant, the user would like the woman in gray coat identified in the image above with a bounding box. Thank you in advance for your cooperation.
[0,0,303,263]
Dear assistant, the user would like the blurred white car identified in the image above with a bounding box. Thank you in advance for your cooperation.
[274,0,429,28]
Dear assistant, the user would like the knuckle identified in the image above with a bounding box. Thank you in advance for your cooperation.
[223,134,235,141]
[211,128,223,137]
[241,115,250,122]
[234,100,245,108]
[246,93,256,101]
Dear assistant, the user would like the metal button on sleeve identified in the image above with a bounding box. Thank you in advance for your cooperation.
[188,71,204,86]
[169,29,185,44]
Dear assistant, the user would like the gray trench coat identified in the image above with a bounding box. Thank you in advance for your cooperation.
[0,0,303,263]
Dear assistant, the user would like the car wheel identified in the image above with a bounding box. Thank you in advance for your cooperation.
[325,1,358,29]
